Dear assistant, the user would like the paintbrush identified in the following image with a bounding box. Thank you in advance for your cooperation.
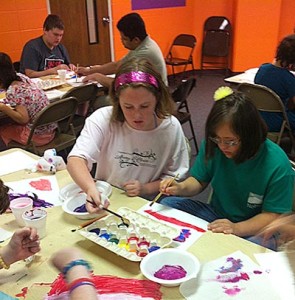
[149,173,179,207]
[86,199,130,227]
[71,215,104,232]
[76,63,79,82]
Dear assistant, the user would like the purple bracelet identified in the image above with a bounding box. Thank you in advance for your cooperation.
[69,281,95,294]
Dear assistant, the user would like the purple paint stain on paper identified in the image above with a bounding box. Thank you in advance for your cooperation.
[253,270,262,274]
[217,257,243,273]
[223,285,242,296]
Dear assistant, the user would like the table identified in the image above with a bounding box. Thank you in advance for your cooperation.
[0,149,271,300]
[224,68,258,86]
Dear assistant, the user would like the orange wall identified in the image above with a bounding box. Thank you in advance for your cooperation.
[1,0,294,72]
[0,0,47,62]
[110,0,234,73]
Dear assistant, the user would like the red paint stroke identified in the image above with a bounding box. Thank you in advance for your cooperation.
[144,209,206,232]
[47,273,162,300]
[15,287,28,298]
[29,179,52,191]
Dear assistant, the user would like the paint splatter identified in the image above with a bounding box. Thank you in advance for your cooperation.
[29,179,52,191]
[217,272,250,283]
[15,287,28,298]
[144,209,206,232]
[223,285,242,296]
[217,257,243,273]
[173,229,191,242]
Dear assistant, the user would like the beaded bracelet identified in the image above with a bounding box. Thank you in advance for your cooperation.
[68,277,95,294]
[0,255,9,269]
[62,259,92,277]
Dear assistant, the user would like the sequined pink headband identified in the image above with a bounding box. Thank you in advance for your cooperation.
[114,71,159,91]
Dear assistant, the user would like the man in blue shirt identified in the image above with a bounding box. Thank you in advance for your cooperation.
[20,14,75,78]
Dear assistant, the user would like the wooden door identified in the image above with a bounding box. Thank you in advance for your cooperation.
[49,0,111,66]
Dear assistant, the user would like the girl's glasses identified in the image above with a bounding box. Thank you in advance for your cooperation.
[209,136,240,147]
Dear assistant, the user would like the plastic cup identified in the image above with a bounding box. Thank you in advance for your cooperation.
[10,197,33,227]
[22,208,47,239]
[57,69,67,82]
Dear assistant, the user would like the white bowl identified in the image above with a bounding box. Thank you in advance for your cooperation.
[59,181,112,202]
[62,193,108,220]
[140,248,200,287]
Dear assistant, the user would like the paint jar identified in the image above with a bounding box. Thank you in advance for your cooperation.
[22,208,47,239]
[10,197,33,227]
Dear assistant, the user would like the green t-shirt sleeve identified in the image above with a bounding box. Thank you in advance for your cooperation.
[190,140,212,183]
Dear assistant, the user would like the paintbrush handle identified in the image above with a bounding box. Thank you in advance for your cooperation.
[149,173,179,207]
[77,216,102,229]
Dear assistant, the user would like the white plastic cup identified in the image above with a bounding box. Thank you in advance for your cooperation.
[10,197,33,227]
[57,69,67,82]
[22,208,47,239]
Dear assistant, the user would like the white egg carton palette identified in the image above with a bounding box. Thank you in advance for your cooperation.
[36,79,64,90]
[79,207,178,262]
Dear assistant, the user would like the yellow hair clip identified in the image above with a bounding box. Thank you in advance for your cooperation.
[213,86,234,101]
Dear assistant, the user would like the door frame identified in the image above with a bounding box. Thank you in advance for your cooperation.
[46,0,114,61]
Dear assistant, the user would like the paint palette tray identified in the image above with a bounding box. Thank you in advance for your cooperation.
[79,207,179,262]
[36,79,64,90]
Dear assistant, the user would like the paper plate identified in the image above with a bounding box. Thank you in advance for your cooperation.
[59,181,112,202]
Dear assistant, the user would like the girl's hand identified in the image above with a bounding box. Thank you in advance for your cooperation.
[159,178,179,196]
[208,219,237,234]
[123,180,142,197]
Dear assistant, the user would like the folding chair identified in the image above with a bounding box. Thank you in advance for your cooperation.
[201,16,232,75]
[237,83,295,154]
[171,77,198,154]
[165,34,197,78]
[7,97,78,156]
[61,84,98,135]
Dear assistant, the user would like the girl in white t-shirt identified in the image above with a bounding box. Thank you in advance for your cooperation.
[67,58,190,213]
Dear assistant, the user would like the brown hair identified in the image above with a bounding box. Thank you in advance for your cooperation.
[109,58,173,123]
[0,179,10,214]
[205,91,267,163]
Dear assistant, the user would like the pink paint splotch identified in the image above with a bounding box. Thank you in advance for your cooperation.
[29,179,52,191]
[223,285,242,296]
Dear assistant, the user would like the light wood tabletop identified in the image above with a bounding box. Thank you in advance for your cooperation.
[0,149,271,300]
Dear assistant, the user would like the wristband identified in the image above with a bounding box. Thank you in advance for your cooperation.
[68,277,95,293]
[62,259,92,277]
[0,255,9,269]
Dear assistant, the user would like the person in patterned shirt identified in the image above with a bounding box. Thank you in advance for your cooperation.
[0,52,57,148]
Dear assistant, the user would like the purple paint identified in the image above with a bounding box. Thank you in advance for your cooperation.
[253,270,263,274]
[132,0,185,10]
[154,265,187,280]
[218,257,243,273]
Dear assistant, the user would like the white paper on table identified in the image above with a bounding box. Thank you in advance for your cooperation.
[137,202,208,250]
[255,251,295,300]
[0,151,37,176]
[0,228,13,242]
[45,89,66,101]
[5,175,62,206]
[180,251,281,300]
